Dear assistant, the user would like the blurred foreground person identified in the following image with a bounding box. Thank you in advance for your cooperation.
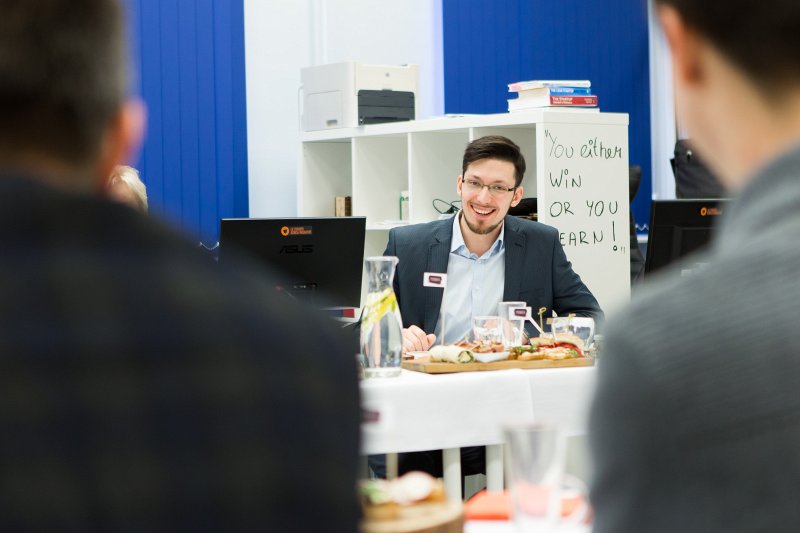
[0,1,359,531]
[590,0,800,532]
[107,164,148,212]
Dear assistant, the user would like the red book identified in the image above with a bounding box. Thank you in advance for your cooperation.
[508,94,598,111]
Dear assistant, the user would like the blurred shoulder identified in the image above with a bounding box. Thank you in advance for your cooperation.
[602,244,764,378]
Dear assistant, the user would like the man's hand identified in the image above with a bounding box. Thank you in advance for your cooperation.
[402,325,436,353]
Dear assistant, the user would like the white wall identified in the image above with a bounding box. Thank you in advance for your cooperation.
[243,1,310,218]
[647,0,677,201]
[244,0,444,217]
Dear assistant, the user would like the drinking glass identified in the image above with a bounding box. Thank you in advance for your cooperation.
[498,301,527,349]
[550,316,595,347]
[473,315,502,344]
[504,422,588,532]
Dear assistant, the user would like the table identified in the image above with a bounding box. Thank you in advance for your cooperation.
[465,520,590,532]
[361,366,596,498]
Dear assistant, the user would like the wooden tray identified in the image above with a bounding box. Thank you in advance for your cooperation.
[361,501,463,533]
[402,356,594,374]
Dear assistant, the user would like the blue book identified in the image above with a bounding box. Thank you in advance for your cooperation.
[545,86,592,95]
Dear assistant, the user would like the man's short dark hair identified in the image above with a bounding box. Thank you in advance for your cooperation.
[656,0,800,96]
[462,135,526,187]
[0,0,127,167]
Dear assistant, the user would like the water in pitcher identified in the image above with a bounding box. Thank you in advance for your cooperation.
[360,256,403,378]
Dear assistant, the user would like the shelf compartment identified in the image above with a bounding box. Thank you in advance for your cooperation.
[300,140,352,216]
[409,130,469,222]
[352,135,409,226]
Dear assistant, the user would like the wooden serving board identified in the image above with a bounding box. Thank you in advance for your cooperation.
[402,356,594,374]
[361,501,463,533]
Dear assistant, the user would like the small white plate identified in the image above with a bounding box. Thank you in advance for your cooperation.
[474,351,510,363]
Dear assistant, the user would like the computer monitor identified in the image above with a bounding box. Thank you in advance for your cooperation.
[219,216,366,308]
[644,199,729,276]
[508,197,537,221]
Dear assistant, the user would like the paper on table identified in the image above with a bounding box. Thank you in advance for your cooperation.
[473,351,510,364]
[464,490,512,521]
[465,489,590,522]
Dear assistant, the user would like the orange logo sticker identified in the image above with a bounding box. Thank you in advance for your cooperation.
[280,226,313,236]
[700,206,722,217]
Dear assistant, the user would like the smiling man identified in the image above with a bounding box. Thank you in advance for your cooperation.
[387,135,602,354]
[372,135,602,479]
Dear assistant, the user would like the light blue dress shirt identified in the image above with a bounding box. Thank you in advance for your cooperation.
[433,212,506,344]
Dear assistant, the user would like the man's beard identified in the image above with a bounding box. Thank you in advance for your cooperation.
[461,211,503,236]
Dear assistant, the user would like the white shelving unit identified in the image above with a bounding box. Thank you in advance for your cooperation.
[299,110,631,312]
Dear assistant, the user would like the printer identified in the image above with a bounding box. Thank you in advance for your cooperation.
[301,61,419,131]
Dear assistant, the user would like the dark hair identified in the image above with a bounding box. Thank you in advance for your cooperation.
[462,135,526,187]
[0,0,127,167]
[656,0,800,96]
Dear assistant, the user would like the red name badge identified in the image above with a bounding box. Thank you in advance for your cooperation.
[509,306,532,320]
[423,272,447,288]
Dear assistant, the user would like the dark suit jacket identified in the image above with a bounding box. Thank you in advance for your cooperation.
[590,146,800,532]
[0,174,360,533]
[384,215,602,334]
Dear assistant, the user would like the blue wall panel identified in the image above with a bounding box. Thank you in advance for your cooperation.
[123,0,248,245]
[443,0,652,227]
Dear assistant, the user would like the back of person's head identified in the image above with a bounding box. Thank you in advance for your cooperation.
[0,0,130,187]
[108,165,148,212]
[463,135,526,186]
[655,0,800,97]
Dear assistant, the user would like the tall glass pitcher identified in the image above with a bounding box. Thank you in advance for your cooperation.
[360,256,403,378]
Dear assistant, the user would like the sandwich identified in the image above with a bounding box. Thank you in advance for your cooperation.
[429,343,475,363]
[510,333,585,360]
[471,340,505,354]
[360,471,446,521]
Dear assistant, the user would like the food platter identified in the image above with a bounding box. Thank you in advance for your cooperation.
[360,472,462,533]
[402,334,595,373]
[402,355,594,374]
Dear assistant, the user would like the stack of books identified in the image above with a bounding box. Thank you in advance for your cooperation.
[507,80,598,112]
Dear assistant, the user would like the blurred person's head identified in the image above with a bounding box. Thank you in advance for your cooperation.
[0,0,144,191]
[655,0,800,190]
[107,165,147,212]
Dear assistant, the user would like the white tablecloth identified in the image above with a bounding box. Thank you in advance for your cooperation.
[360,366,596,455]
[465,520,590,533]
[526,367,597,436]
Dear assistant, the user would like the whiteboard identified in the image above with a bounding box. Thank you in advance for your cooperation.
[536,122,631,313]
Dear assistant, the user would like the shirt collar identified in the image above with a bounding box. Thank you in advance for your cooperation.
[450,211,505,258]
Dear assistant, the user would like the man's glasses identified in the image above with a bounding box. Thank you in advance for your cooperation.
[461,177,516,197]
